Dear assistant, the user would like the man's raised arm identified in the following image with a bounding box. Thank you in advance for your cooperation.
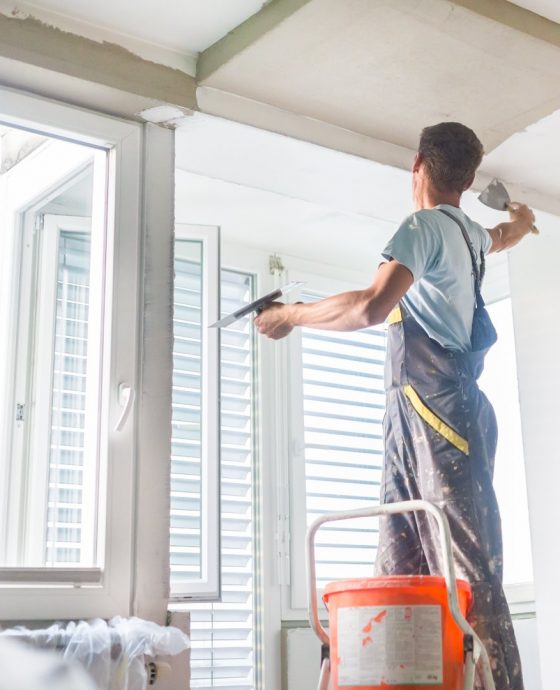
[487,202,536,253]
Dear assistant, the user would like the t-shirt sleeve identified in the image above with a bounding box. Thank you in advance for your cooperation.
[381,212,441,282]
[473,222,492,255]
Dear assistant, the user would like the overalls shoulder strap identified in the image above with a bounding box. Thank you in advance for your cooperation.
[437,208,486,305]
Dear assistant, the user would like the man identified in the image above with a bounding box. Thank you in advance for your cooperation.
[255,122,535,690]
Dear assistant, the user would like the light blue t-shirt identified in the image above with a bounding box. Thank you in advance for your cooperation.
[382,204,492,352]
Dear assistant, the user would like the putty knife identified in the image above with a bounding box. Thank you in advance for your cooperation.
[478,178,539,234]
[210,281,305,329]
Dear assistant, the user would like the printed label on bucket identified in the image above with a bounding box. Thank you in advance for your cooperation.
[337,605,443,686]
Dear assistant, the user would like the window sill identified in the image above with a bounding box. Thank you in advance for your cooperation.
[0,567,102,585]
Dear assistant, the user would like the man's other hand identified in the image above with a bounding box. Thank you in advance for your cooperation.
[254,302,294,340]
[507,202,537,234]
[488,202,537,252]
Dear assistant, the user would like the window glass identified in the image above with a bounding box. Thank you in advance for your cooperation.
[0,127,105,568]
[47,229,92,565]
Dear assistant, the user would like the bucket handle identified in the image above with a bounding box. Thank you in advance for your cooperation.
[306,499,496,690]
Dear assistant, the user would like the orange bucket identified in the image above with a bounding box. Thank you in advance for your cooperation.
[323,576,472,690]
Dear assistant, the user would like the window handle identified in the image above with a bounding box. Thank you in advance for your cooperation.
[114,383,135,432]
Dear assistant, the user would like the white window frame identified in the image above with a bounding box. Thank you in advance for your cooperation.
[0,85,142,620]
[171,223,221,601]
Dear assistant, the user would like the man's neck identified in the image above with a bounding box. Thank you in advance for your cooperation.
[416,186,462,210]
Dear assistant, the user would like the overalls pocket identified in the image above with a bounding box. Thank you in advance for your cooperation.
[402,384,469,456]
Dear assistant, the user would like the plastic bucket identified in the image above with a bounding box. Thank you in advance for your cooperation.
[323,576,472,690]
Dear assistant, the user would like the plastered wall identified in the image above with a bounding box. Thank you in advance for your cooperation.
[508,209,560,690]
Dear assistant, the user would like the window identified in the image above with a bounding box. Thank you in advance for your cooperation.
[38,216,101,568]
[171,256,258,689]
[288,284,387,610]
[1,137,104,569]
[171,226,221,600]
[301,290,385,588]
[0,87,142,620]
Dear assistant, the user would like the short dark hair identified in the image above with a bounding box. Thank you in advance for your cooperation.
[418,122,484,194]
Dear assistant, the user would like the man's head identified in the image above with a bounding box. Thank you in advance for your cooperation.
[412,122,484,206]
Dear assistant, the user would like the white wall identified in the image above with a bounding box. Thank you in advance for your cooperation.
[509,210,560,690]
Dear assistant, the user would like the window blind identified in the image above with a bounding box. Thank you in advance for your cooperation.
[172,266,257,690]
[46,231,91,565]
[302,291,386,589]
[170,252,203,583]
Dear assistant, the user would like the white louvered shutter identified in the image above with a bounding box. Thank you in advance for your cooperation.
[301,290,387,589]
[171,267,257,690]
[46,230,91,565]
[170,251,204,583]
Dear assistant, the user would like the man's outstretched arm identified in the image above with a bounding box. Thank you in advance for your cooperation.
[487,203,536,253]
[254,260,413,340]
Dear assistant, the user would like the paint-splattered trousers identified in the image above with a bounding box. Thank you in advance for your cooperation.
[374,304,524,690]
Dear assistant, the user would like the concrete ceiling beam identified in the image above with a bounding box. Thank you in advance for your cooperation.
[0,11,197,117]
[453,0,560,49]
[197,0,313,82]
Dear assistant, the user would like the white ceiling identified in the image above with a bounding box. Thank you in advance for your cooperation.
[2,0,264,61]
[175,168,392,276]
[484,109,560,200]
[199,0,560,153]
[512,0,560,23]
[175,113,412,225]
[12,0,560,57]
[3,0,558,201]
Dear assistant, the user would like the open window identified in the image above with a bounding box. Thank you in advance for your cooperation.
[171,224,221,600]
[0,87,142,619]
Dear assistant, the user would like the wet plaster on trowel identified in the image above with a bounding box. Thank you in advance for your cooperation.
[0,7,198,109]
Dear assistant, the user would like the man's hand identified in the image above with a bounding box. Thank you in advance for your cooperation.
[254,302,294,340]
[488,202,537,253]
[507,202,537,233]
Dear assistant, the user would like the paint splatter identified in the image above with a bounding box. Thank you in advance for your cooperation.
[362,609,387,634]
[374,610,387,623]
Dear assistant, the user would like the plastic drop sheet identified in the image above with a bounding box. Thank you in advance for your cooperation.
[2,617,190,690]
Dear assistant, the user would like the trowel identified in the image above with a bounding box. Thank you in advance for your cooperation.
[478,178,539,234]
[210,281,305,329]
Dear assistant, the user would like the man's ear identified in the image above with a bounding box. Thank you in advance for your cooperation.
[412,152,422,173]
[463,175,475,191]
